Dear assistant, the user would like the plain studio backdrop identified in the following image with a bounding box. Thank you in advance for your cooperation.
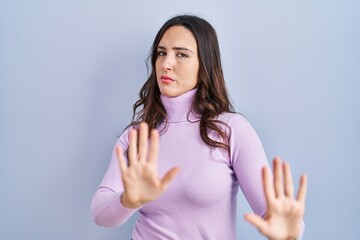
[0,0,359,239]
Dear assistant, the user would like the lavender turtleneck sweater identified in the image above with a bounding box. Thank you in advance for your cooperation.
[91,89,270,239]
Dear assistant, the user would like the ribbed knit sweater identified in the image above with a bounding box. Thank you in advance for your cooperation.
[91,88,271,239]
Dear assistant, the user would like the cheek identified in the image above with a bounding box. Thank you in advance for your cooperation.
[191,65,200,83]
[155,60,160,73]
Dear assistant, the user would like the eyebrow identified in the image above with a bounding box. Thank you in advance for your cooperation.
[157,45,194,53]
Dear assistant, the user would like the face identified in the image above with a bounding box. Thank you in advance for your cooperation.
[155,26,199,97]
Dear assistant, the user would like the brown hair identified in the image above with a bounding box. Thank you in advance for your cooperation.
[131,15,234,152]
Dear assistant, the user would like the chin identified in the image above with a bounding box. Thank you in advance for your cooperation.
[161,91,181,98]
[159,87,180,98]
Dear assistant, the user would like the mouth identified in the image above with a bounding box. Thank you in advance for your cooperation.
[160,75,175,83]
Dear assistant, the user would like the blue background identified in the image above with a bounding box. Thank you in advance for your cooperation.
[1,0,359,239]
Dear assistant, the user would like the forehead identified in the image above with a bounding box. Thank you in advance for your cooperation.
[158,26,197,49]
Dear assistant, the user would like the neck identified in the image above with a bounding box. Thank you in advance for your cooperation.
[160,89,200,122]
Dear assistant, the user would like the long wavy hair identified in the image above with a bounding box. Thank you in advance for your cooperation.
[131,15,234,152]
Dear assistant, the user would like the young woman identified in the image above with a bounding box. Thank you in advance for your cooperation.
[91,15,307,240]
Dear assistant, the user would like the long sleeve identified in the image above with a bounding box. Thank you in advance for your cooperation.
[90,127,139,227]
[90,88,305,238]
[227,114,305,239]
[227,114,270,218]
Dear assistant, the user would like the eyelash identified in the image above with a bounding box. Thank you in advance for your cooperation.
[177,53,189,58]
[157,51,188,58]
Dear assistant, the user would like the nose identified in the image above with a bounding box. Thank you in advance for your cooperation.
[161,54,174,71]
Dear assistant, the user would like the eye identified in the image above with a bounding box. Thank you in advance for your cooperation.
[157,51,166,56]
[176,53,188,58]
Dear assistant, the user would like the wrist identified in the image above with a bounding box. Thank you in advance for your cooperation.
[269,237,298,240]
[120,194,142,209]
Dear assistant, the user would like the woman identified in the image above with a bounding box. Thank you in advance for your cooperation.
[91,15,307,240]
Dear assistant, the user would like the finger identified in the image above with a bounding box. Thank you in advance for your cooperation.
[262,166,275,203]
[283,162,294,198]
[244,213,269,236]
[273,157,284,198]
[160,167,180,190]
[127,128,138,166]
[138,122,149,162]
[297,174,308,204]
[116,145,128,172]
[148,129,159,164]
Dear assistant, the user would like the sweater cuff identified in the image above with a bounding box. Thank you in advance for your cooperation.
[113,192,142,217]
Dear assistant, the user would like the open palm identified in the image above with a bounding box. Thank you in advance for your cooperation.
[116,122,180,209]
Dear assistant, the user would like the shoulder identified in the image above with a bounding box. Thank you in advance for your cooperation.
[115,125,135,150]
[219,113,267,167]
[217,112,261,142]
[217,112,251,128]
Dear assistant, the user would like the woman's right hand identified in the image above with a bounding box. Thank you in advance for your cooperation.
[116,122,180,209]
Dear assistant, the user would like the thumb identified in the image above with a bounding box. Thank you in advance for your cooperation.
[244,213,268,235]
[160,167,180,190]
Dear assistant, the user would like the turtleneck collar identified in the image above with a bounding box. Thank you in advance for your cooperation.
[160,88,200,123]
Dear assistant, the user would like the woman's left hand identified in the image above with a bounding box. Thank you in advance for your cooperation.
[245,157,307,240]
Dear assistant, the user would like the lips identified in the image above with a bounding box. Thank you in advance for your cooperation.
[160,75,175,83]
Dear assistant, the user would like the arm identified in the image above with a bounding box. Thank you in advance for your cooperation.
[90,127,138,227]
[228,115,306,240]
[229,115,270,217]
